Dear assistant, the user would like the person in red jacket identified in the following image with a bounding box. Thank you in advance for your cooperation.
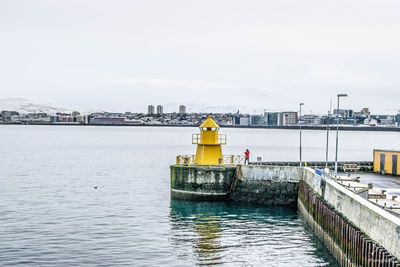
[244,149,250,165]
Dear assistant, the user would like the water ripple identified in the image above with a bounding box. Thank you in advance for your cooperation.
[0,126,341,266]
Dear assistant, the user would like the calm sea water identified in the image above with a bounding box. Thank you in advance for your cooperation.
[1,125,399,266]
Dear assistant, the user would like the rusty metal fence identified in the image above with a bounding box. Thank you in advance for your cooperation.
[299,181,399,266]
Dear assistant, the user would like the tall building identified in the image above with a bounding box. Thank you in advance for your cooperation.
[395,114,400,126]
[264,112,279,126]
[156,105,163,115]
[302,114,323,125]
[148,105,155,115]
[278,112,298,126]
[179,105,186,114]
[231,115,240,125]
[250,115,265,126]
[333,109,353,118]
[239,116,250,126]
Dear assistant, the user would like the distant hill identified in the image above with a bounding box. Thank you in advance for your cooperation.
[0,98,75,114]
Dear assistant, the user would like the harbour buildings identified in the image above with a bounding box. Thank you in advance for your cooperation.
[2,106,400,128]
[373,149,400,175]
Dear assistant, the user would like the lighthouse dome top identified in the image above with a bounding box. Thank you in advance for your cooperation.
[199,115,220,130]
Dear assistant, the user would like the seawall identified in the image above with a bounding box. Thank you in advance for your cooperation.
[229,165,299,206]
[170,165,236,201]
[301,167,400,262]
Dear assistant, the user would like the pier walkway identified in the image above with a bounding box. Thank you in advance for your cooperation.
[256,161,373,172]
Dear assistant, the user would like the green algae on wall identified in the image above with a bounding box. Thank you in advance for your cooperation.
[170,165,236,201]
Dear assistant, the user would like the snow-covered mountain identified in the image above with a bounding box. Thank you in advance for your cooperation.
[0,98,77,114]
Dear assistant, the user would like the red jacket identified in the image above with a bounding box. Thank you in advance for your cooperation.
[244,151,250,159]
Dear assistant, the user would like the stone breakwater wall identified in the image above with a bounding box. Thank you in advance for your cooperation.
[229,165,299,206]
[301,167,400,264]
[170,165,236,201]
[170,165,299,206]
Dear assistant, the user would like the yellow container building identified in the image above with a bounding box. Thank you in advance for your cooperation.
[373,149,400,175]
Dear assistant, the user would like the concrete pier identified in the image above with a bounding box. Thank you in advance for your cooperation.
[258,161,374,172]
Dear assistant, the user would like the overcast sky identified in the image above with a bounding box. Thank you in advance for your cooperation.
[1,0,400,114]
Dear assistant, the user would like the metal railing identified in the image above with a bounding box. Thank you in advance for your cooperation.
[176,155,195,165]
[176,154,244,166]
[192,134,227,145]
[223,155,245,165]
[342,163,361,173]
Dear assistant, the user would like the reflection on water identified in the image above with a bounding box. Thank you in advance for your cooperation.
[170,200,338,266]
[195,216,223,265]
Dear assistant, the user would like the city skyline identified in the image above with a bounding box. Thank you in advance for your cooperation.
[2,97,399,127]
[1,97,399,116]
[2,105,399,127]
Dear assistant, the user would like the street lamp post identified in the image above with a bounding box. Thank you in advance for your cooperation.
[334,94,348,177]
[299,103,304,167]
[325,99,332,168]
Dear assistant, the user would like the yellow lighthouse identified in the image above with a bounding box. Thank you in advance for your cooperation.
[192,116,226,165]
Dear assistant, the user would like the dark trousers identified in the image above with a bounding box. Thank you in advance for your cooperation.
[244,158,249,165]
